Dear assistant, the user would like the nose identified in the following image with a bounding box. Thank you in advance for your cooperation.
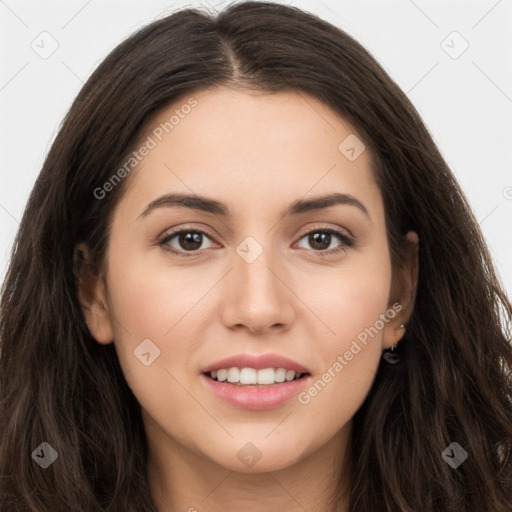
[220,244,295,335]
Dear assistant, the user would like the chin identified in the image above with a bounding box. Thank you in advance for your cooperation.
[209,443,308,474]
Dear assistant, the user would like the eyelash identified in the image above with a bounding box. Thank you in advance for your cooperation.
[158,225,354,259]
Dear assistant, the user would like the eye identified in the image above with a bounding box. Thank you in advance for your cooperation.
[159,228,216,256]
[158,225,354,258]
[295,226,354,256]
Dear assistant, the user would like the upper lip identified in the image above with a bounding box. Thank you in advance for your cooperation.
[201,353,310,374]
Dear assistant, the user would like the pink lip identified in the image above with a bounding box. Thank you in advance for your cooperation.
[201,352,310,374]
[200,373,312,410]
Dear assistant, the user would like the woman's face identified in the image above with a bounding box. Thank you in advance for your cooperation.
[81,87,413,473]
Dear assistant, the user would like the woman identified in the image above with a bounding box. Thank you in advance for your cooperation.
[1,2,511,511]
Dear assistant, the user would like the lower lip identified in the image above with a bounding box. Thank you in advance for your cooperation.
[200,373,311,410]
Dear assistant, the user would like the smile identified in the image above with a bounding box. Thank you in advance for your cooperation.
[201,370,311,410]
[206,367,307,385]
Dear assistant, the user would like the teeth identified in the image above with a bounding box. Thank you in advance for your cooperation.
[240,367,257,384]
[257,368,275,385]
[275,368,286,382]
[227,367,240,383]
[208,367,305,385]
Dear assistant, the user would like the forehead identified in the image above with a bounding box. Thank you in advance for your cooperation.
[118,87,382,222]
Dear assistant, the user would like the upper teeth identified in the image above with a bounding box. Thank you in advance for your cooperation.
[210,367,303,385]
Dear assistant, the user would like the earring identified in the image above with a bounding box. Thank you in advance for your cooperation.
[383,324,406,362]
[390,324,406,351]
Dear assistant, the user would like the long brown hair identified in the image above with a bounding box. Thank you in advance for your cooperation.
[1,2,511,510]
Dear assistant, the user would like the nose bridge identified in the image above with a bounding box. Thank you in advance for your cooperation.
[235,233,284,302]
[222,231,293,331]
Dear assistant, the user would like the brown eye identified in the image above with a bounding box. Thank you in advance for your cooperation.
[177,231,203,251]
[307,232,332,251]
[159,229,216,255]
[296,228,352,254]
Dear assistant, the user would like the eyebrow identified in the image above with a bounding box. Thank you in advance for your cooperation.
[138,192,370,220]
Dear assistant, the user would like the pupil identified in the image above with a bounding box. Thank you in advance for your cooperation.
[180,232,202,250]
[310,232,330,250]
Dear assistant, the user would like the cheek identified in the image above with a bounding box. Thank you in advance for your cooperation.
[103,243,209,396]
[294,252,391,419]
[105,257,203,440]
[304,248,392,352]
[106,239,216,344]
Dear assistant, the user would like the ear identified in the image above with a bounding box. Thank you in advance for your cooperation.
[74,243,114,345]
[382,231,419,349]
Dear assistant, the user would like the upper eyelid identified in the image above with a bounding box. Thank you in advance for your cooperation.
[159,225,218,243]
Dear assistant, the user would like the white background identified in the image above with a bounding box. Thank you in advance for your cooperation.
[1,0,511,295]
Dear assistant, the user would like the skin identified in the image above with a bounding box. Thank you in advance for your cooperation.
[78,87,419,512]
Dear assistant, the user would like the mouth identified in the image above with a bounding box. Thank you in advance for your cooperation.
[203,367,311,387]
[200,368,312,410]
